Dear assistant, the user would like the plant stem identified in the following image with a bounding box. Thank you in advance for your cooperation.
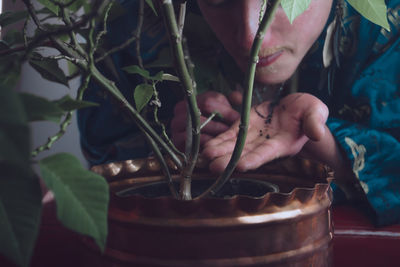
[178,2,187,37]
[60,6,86,58]
[143,132,179,199]
[197,0,282,199]
[135,0,145,68]
[152,83,187,161]
[200,112,219,131]
[160,0,201,200]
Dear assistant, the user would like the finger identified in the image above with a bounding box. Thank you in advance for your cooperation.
[173,100,187,115]
[200,119,230,136]
[206,137,268,173]
[302,104,329,141]
[172,132,186,152]
[203,125,238,148]
[198,91,230,106]
[237,133,309,171]
[229,90,243,106]
[170,115,188,132]
[197,92,240,124]
[199,100,240,124]
[202,126,261,159]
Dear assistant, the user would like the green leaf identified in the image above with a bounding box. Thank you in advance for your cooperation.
[67,0,85,12]
[67,61,79,77]
[54,95,99,111]
[0,10,28,28]
[151,71,164,82]
[0,171,42,267]
[145,0,158,16]
[281,0,312,23]
[19,93,65,123]
[123,65,164,82]
[122,65,151,80]
[0,53,22,89]
[346,0,390,31]
[29,57,69,87]
[0,56,28,169]
[2,29,24,47]
[0,68,41,267]
[38,24,70,42]
[39,153,109,251]
[37,0,59,15]
[134,83,154,112]
[162,73,180,82]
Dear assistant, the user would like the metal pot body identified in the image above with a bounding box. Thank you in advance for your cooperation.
[84,157,334,267]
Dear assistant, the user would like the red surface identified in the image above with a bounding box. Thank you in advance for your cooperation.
[333,205,400,267]
[0,200,83,267]
[2,201,400,267]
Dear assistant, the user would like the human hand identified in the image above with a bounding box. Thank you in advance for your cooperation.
[171,91,241,151]
[202,93,329,173]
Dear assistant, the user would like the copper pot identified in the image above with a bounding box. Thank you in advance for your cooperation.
[84,157,333,267]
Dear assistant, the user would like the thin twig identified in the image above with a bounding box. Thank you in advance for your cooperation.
[94,2,113,53]
[31,74,92,157]
[178,2,186,37]
[95,35,137,63]
[47,54,84,64]
[22,0,100,55]
[200,112,219,131]
[23,17,29,48]
[135,0,145,68]
[60,6,86,58]
[151,83,187,161]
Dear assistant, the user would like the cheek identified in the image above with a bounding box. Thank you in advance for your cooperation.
[292,1,333,50]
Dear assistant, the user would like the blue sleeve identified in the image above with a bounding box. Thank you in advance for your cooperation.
[327,1,400,226]
[299,0,400,226]
[328,117,400,226]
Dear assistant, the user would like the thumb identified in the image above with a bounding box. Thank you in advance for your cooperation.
[302,105,328,141]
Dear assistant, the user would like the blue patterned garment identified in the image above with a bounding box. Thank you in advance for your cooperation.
[299,0,400,226]
[78,0,400,226]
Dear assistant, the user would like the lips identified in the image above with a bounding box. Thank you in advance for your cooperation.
[257,50,284,67]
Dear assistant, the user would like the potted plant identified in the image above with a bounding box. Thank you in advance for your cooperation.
[0,0,389,266]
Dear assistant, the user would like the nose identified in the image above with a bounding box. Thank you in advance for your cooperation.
[234,1,272,52]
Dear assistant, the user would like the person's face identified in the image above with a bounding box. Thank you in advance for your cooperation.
[197,0,333,85]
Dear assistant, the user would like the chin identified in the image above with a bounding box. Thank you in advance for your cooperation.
[254,69,293,85]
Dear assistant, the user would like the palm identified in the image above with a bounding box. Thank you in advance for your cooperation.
[202,93,328,173]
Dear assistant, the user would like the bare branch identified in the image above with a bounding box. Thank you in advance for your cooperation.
[94,2,114,53]
[95,34,137,63]
[135,0,145,68]
[178,2,186,37]
[47,54,85,64]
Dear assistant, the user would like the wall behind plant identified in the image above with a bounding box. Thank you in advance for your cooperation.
[19,65,88,168]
